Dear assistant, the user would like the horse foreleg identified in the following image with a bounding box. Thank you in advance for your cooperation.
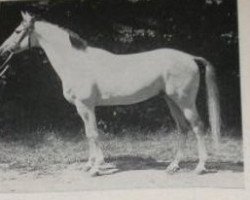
[75,100,118,176]
[75,101,104,174]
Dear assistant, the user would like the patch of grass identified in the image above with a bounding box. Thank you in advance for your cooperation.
[0,128,243,173]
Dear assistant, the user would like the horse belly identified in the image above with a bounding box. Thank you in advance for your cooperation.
[97,76,164,105]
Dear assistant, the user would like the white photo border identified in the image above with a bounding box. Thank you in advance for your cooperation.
[0,0,249,199]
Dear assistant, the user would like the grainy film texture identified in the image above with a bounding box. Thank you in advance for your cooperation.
[0,0,243,192]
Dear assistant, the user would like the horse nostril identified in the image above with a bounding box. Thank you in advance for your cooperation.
[0,47,6,57]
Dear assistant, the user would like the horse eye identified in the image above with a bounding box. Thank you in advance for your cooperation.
[15,30,21,34]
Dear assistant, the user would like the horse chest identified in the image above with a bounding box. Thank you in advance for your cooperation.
[62,81,95,103]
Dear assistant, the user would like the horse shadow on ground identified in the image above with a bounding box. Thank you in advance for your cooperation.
[106,156,244,174]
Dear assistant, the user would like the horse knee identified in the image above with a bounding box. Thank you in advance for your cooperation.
[75,101,98,138]
[85,129,99,139]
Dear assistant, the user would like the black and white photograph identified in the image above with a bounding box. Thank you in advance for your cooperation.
[0,0,245,194]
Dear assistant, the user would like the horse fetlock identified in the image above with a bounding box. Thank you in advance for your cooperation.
[83,163,92,172]
[166,162,180,174]
[83,158,95,172]
[89,167,100,177]
[194,163,207,175]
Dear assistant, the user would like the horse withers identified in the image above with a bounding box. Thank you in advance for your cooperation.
[0,11,221,176]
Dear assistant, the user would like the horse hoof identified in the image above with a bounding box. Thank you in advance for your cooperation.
[166,164,180,174]
[195,168,217,175]
[89,168,99,177]
[89,168,119,177]
[99,163,117,170]
[83,163,92,172]
[194,167,208,175]
[97,168,119,175]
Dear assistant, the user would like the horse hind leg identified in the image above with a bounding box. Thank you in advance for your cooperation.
[182,106,208,174]
[164,96,190,174]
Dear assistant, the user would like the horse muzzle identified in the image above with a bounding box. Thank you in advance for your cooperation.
[0,50,9,63]
[0,45,13,69]
[0,44,14,60]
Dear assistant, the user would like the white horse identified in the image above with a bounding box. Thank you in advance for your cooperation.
[0,12,221,176]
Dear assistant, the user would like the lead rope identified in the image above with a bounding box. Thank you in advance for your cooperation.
[0,52,14,77]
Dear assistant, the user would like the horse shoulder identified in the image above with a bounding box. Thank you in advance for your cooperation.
[62,77,96,103]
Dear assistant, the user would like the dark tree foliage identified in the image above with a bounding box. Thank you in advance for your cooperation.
[0,0,241,138]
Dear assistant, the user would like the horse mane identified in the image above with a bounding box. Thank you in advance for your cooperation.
[37,20,88,51]
[67,30,88,51]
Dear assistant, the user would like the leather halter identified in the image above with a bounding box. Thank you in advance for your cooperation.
[0,20,35,77]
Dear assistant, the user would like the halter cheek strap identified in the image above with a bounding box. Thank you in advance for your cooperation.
[28,34,31,50]
[17,22,34,50]
[27,22,35,50]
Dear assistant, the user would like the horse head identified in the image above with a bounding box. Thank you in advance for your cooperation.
[0,11,38,58]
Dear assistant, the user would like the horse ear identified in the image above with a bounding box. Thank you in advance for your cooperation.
[21,11,26,19]
[20,11,33,21]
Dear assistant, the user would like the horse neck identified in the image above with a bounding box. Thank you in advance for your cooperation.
[34,21,82,79]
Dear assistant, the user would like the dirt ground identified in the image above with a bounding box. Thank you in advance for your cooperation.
[0,160,244,193]
[0,132,244,192]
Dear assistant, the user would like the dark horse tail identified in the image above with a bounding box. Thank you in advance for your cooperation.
[194,57,221,147]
